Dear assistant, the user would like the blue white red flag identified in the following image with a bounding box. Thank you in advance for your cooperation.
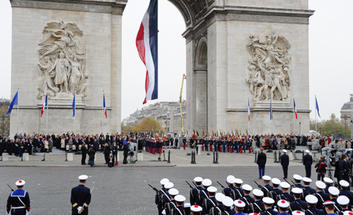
[315,96,321,118]
[247,99,251,121]
[293,98,298,119]
[103,93,107,118]
[72,93,76,118]
[7,90,18,115]
[41,93,48,118]
[136,0,158,104]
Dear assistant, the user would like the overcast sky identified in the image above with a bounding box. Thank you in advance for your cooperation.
[0,0,352,121]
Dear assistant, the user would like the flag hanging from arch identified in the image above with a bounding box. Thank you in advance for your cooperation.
[136,0,158,104]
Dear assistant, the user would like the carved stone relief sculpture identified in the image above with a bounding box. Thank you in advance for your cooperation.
[247,29,291,102]
[37,21,87,99]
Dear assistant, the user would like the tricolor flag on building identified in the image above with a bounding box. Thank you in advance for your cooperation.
[247,99,251,121]
[103,93,107,118]
[136,0,158,104]
[41,94,48,118]
[72,93,76,118]
[293,98,298,119]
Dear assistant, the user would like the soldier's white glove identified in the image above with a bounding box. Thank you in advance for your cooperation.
[77,206,84,214]
[161,209,166,215]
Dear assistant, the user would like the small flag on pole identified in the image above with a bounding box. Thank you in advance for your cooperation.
[72,93,76,118]
[315,96,320,118]
[293,98,298,119]
[270,97,273,120]
[103,93,108,118]
[41,94,48,118]
[7,90,19,115]
[247,99,251,121]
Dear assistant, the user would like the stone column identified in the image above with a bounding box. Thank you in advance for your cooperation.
[110,8,123,134]
[194,70,208,132]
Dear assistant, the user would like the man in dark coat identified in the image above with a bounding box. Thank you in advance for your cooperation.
[303,150,313,178]
[280,149,290,179]
[81,143,87,165]
[71,175,91,215]
[257,147,267,179]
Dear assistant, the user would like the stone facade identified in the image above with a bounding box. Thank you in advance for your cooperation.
[9,0,125,135]
[340,95,353,138]
[123,101,186,135]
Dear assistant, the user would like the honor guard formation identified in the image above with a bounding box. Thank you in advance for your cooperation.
[152,175,353,215]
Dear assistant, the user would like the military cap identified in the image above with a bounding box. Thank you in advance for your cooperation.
[253,189,264,197]
[234,200,246,208]
[337,195,350,206]
[277,199,290,208]
[190,205,202,212]
[15,179,25,186]
[328,186,339,196]
[305,195,318,204]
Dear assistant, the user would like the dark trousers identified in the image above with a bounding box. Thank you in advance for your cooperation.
[305,165,311,178]
[282,165,288,179]
[317,173,325,181]
[258,166,265,179]
[81,153,86,165]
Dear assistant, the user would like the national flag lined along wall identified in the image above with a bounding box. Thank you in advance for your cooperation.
[136,0,158,104]
[315,96,321,118]
[293,98,298,119]
[72,93,76,118]
[41,94,48,118]
[7,90,19,115]
[103,93,108,118]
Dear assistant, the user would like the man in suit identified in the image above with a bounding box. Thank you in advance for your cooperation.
[257,147,267,179]
[303,150,313,178]
[71,175,91,215]
[280,150,289,179]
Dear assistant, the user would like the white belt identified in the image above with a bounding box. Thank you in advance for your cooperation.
[11,206,25,209]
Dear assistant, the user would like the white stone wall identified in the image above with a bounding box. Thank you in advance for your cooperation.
[10,6,122,135]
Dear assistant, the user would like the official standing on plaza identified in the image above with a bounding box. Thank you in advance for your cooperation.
[303,150,313,178]
[6,179,30,215]
[280,149,289,179]
[81,143,87,165]
[257,147,267,179]
[71,175,91,215]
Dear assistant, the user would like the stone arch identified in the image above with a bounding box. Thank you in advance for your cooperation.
[195,37,208,70]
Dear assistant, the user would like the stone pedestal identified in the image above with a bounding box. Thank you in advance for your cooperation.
[23,153,29,161]
[2,153,9,161]
[137,152,143,161]
[67,153,74,162]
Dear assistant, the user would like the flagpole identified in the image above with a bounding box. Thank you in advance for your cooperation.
[315,96,318,132]
[101,90,104,134]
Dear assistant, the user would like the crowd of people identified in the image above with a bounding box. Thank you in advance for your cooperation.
[153,174,353,215]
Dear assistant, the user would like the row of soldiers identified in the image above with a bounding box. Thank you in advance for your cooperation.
[154,174,353,215]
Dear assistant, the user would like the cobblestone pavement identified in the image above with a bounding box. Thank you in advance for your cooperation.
[0,147,311,167]
[0,165,313,215]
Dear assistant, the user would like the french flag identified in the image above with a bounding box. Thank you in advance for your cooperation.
[136,0,158,104]
[293,98,298,119]
[247,99,251,121]
[41,94,48,118]
[103,93,107,118]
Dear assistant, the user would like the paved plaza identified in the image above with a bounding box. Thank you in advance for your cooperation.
[0,165,311,215]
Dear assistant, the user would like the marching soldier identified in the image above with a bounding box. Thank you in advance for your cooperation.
[6,179,30,215]
[337,195,351,214]
[252,189,265,213]
[190,205,203,215]
[200,179,212,207]
[209,193,224,215]
[339,180,353,205]
[234,200,246,215]
[156,178,170,215]
[323,201,338,215]
[292,174,304,189]
[302,177,315,197]
[234,178,244,200]
[164,188,179,215]
[222,196,234,215]
[240,184,254,213]
[277,200,290,215]
[314,181,329,209]
[323,177,334,194]
[70,175,91,215]
[260,197,278,215]
[190,177,203,206]
[304,195,325,215]
[262,175,273,197]
[271,178,283,202]
[170,195,186,215]
[203,186,217,214]
[280,182,294,202]
[328,186,341,212]
[290,188,307,211]
[224,175,237,200]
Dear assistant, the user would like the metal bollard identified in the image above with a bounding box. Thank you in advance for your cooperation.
[213,150,216,164]
[163,150,167,161]
[254,151,258,163]
[168,150,171,163]
[191,151,196,164]
[274,150,278,163]
[215,151,218,164]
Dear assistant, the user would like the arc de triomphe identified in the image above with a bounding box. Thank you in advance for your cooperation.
[9,0,313,135]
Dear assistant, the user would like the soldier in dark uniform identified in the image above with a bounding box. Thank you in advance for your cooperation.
[304,195,325,215]
[314,181,329,209]
[233,200,246,215]
[190,177,203,206]
[260,197,278,215]
[336,195,351,215]
[171,195,186,215]
[164,188,179,215]
[240,184,254,213]
[290,188,307,211]
[280,182,294,202]
[271,178,283,202]
[293,174,304,189]
[277,200,290,215]
[257,147,267,179]
[223,175,237,200]
[252,189,265,213]
[302,177,315,197]
[339,180,353,206]
[209,193,224,215]
[81,143,87,165]
[70,175,91,215]
[262,175,273,197]
[6,179,30,215]
[280,150,289,179]
[303,150,313,178]
[155,178,170,215]
[203,186,217,214]
[233,178,244,200]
